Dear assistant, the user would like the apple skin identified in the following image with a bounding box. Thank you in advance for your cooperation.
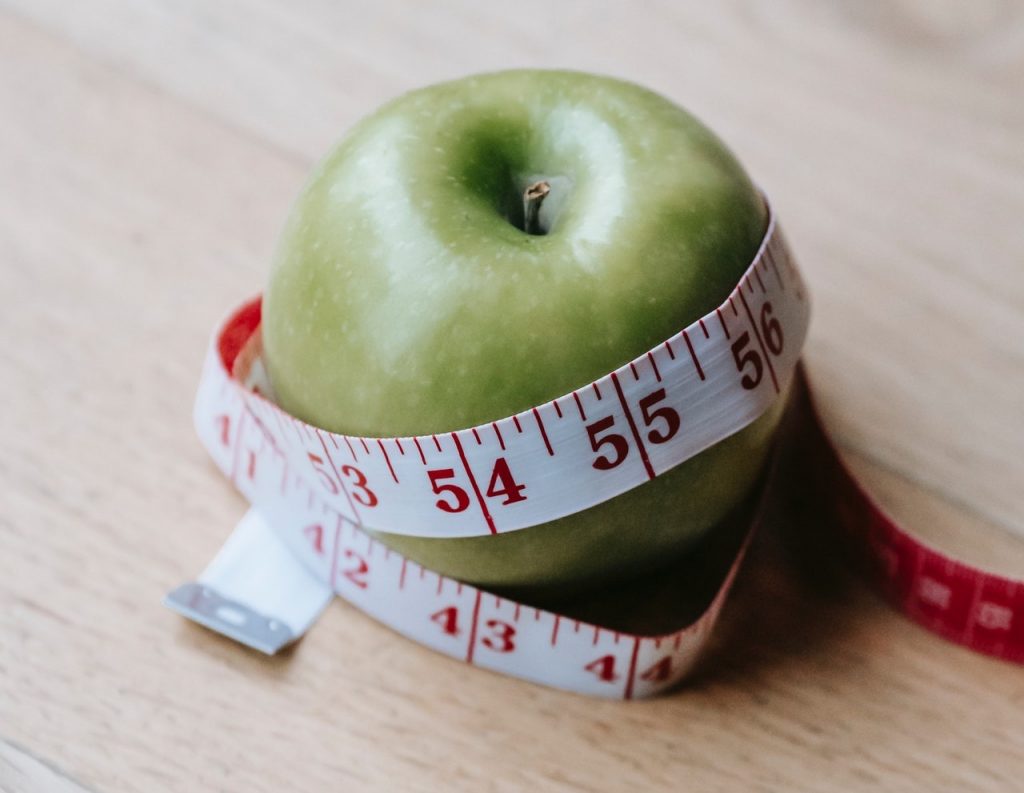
[263,69,778,596]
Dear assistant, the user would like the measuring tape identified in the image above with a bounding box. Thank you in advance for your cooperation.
[166,204,1024,699]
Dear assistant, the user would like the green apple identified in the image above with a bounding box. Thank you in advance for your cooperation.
[263,69,783,599]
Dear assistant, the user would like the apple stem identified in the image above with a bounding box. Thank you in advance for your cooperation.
[522,180,551,235]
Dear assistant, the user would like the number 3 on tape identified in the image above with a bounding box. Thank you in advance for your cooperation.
[165,200,1024,699]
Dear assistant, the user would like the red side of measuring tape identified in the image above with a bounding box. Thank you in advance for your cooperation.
[217,298,262,376]
[794,381,1024,663]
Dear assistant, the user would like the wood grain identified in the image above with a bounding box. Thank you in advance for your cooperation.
[0,741,94,793]
[1,2,1022,791]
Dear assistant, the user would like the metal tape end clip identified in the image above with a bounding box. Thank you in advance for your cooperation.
[164,582,296,655]
[165,509,334,654]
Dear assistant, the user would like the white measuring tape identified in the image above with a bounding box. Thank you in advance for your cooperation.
[167,202,1024,698]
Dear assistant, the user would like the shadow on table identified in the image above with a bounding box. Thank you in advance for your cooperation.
[684,475,863,688]
[522,413,867,690]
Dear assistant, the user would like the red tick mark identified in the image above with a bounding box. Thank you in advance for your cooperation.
[647,351,661,382]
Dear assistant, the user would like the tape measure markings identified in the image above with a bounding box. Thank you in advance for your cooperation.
[451,430,498,535]
[221,209,808,540]
[737,289,779,393]
[609,370,655,480]
[168,197,1023,698]
[192,367,740,696]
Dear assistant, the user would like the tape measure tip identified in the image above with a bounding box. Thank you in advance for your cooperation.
[164,582,295,655]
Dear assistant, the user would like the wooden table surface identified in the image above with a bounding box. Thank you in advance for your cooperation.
[2,2,1023,790]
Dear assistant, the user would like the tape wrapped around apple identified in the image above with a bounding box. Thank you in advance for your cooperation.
[263,69,787,600]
